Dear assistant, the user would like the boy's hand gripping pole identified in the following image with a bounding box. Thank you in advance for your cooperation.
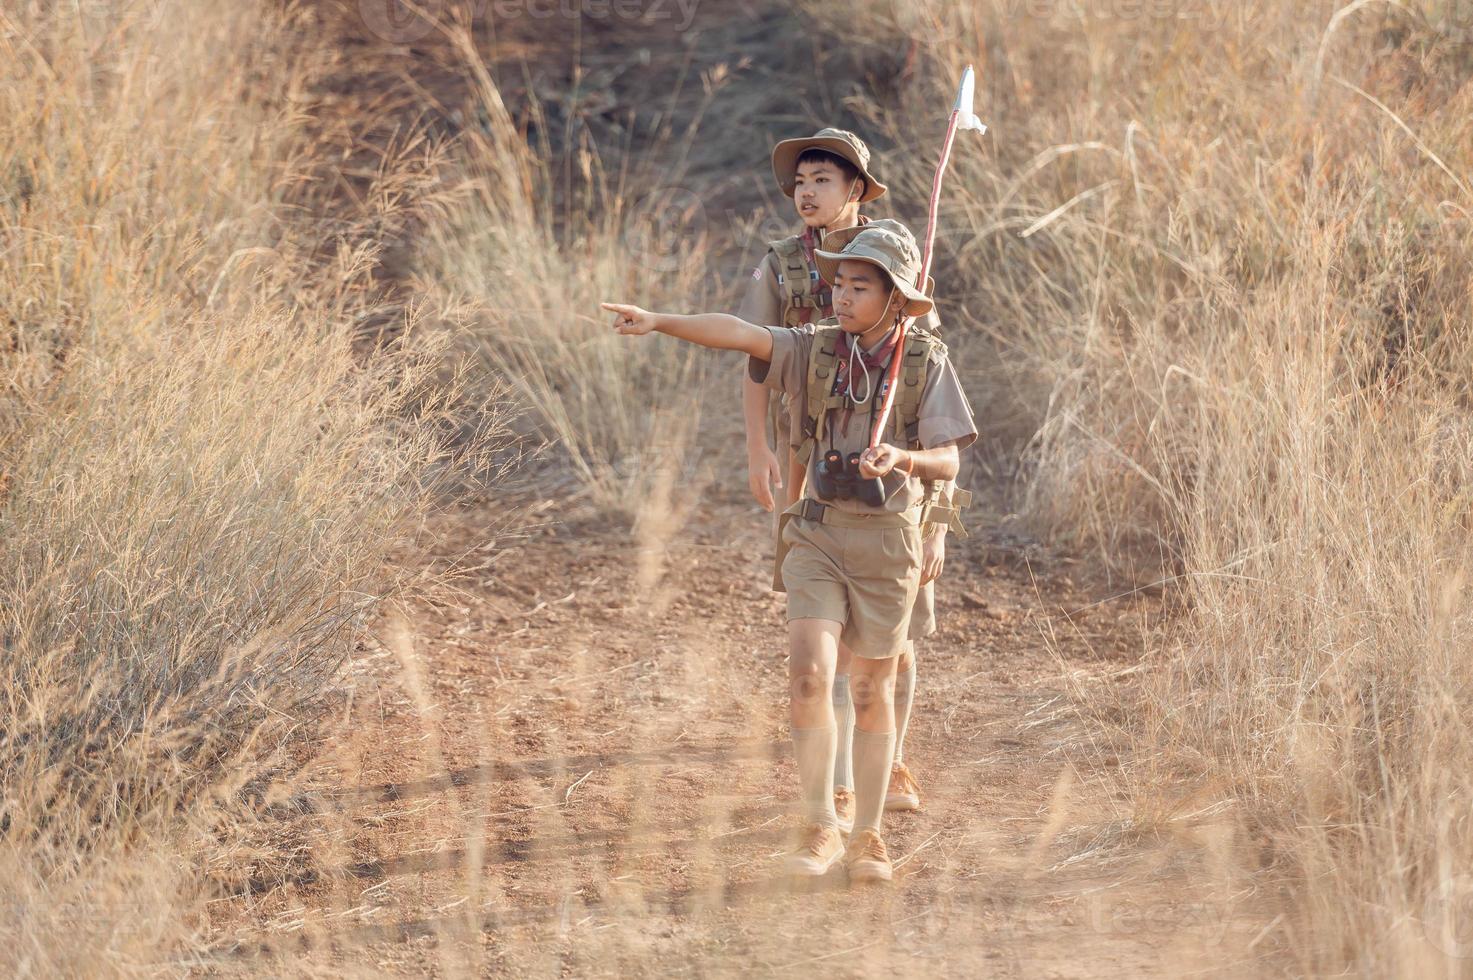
[867,64,988,449]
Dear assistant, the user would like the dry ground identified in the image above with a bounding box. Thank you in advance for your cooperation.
[204,463,1282,977]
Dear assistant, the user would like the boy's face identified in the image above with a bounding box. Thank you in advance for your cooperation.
[831,259,902,336]
[792,159,861,229]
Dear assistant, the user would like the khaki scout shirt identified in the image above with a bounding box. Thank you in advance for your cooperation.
[748,323,977,516]
[735,222,943,335]
[736,250,789,327]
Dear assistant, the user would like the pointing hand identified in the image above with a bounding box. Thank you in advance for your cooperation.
[601,302,657,336]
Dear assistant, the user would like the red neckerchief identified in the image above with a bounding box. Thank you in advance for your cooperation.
[830,324,901,437]
[794,215,869,324]
[798,225,821,290]
[793,226,825,325]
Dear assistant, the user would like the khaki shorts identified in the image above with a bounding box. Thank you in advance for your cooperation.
[908,579,936,640]
[776,514,938,642]
[779,513,923,660]
[775,527,937,642]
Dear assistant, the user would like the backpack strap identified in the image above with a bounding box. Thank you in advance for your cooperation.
[921,482,972,539]
[886,327,973,537]
[768,236,831,328]
[891,327,945,451]
[796,323,845,465]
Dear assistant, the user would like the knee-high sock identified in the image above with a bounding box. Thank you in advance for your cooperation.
[832,674,855,790]
[893,660,917,765]
[852,727,897,834]
[791,723,838,828]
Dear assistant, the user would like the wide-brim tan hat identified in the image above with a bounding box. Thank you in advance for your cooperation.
[815,220,934,317]
[770,127,888,204]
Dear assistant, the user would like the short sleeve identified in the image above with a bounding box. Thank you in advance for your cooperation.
[916,353,977,451]
[747,323,813,399]
[736,252,782,327]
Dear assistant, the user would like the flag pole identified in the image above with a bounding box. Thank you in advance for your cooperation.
[868,65,987,449]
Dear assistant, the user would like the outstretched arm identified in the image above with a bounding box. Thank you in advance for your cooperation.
[601,303,774,361]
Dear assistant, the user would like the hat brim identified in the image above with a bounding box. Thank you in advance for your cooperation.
[771,136,887,204]
[814,248,934,317]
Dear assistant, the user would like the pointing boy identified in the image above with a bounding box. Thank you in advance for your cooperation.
[739,132,956,826]
[606,220,975,881]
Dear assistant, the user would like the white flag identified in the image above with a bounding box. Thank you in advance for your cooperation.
[954,65,988,134]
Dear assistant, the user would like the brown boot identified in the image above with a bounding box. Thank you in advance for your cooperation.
[844,828,894,883]
[884,761,921,812]
[833,787,855,834]
[784,822,844,876]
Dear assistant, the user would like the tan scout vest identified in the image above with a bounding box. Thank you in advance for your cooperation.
[797,320,971,535]
[768,235,831,328]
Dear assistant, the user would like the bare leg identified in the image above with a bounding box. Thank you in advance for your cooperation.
[848,654,899,834]
[893,641,917,764]
[833,642,855,790]
[787,618,841,827]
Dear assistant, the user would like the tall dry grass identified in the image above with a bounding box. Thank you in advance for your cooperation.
[416,25,733,513]
[800,0,1473,972]
[0,1,486,972]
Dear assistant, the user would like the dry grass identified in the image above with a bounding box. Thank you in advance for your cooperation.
[798,0,1473,972]
[14,0,1473,971]
[0,1,494,972]
[415,22,731,513]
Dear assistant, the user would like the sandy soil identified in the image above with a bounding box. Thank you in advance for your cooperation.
[204,468,1282,977]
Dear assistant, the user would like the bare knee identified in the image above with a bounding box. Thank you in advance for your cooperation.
[787,620,839,725]
[898,642,915,673]
[849,656,899,731]
[789,655,829,705]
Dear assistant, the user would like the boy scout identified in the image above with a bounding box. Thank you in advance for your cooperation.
[605,221,976,883]
[738,132,954,828]
[738,127,883,516]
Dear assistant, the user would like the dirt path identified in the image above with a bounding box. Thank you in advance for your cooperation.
[210,467,1278,977]
[205,3,1283,975]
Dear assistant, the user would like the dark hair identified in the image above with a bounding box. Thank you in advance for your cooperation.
[795,148,864,193]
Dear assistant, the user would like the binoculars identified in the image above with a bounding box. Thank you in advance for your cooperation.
[814,449,887,508]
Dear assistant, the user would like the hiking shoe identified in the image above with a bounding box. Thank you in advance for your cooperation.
[885,761,922,811]
[834,787,856,834]
[784,822,844,876]
[845,828,894,883]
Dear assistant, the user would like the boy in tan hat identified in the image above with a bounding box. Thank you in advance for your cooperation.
[605,220,976,883]
[739,133,952,828]
[739,128,882,516]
